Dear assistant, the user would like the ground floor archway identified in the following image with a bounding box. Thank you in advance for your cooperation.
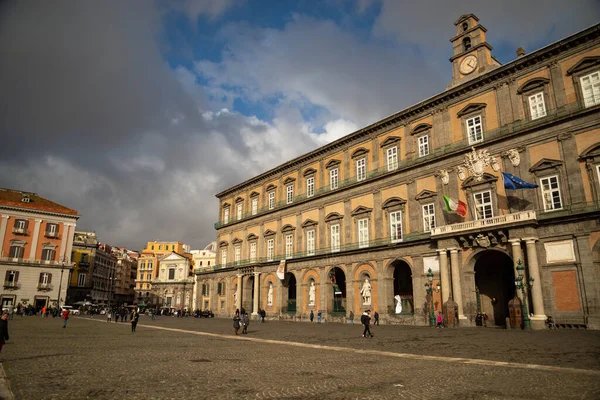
[390,260,413,314]
[284,272,297,313]
[474,250,515,326]
[328,267,346,313]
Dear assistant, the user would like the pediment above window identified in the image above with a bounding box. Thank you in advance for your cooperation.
[415,189,438,201]
[380,136,401,147]
[42,242,57,249]
[566,56,600,75]
[283,177,296,185]
[301,219,318,228]
[325,212,343,222]
[529,158,563,173]
[231,238,243,245]
[303,168,317,177]
[9,239,26,246]
[351,206,373,216]
[250,191,260,198]
[235,196,244,203]
[218,240,229,248]
[246,233,258,241]
[263,229,276,237]
[579,143,600,161]
[517,77,550,94]
[325,159,341,169]
[281,224,296,233]
[221,202,230,209]
[382,197,407,210]
[462,173,498,188]
[457,103,487,117]
[265,184,277,192]
[410,123,432,136]
[351,147,370,159]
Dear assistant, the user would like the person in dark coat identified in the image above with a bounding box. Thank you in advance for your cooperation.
[0,312,9,353]
[130,309,139,333]
[233,309,241,335]
[361,310,374,338]
[310,310,314,323]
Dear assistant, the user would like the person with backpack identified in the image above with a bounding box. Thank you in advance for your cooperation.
[361,310,373,338]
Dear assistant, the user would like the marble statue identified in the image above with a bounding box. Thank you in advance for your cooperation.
[394,295,402,314]
[267,282,274,306]
[360,278,372,305]
[308,281,316,306]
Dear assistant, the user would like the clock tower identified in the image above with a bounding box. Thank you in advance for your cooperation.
[449,14,501,88]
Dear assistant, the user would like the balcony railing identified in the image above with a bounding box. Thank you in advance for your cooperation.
[430,211,537,237]
[3,281,19,289]
[44,231,59,238]
[214,101,598,230]
[37,283,53,291]
[0,257,73,267]
[12,227,28,235]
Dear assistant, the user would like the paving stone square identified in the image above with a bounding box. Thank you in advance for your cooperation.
[1,315,600,399]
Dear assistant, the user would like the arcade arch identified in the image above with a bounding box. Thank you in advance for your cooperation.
[472,250,515,326]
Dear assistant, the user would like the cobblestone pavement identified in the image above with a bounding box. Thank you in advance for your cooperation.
[1,315,600,399]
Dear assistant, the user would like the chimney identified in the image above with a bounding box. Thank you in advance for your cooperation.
[516,47,526,57]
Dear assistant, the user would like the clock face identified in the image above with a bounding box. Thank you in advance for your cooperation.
[460,55,478,75]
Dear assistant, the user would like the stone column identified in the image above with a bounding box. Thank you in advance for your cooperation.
[437,249,450,302]
[252,272,260,315]
[509,238,524,299]
[236,274,243,311]
[0,215,9,256]
[449,248,466,320]
[29,219,42,260]
[524,238,547,328]
[64,223,76,261]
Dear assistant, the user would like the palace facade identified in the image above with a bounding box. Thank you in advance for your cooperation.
[197,15,600,329]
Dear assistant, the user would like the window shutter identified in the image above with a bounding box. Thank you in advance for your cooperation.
[39,273,44,283]
[48,273,53,284]
[4,271,9,282]
[24,220,29,229]
[15,271,19,282]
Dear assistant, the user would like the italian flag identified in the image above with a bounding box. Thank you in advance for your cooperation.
[443,195,467,217]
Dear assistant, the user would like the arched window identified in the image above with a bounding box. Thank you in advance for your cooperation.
[463,37,472,51]
[462,22,468,31]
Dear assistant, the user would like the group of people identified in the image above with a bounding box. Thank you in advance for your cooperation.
[232,308,250,335]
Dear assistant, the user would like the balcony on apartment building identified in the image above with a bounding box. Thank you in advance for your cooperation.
[12,227,28,235]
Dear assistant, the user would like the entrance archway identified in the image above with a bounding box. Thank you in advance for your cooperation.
[284,272,297,313]
[328,267,346,313]
[474,250,515,326]
[391,260,413,314]
[242,275,254,313]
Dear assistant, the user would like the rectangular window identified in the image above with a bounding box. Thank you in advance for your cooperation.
[39,272,50,285]
[46,223,57,235]
[223,208,229,224]
[285,234,294,258]
[330,168,339,190]
[540,175,563,211]
[473,190,493,220]
[266,239,274,261]
[16,219,26,229]
[387,147,398,171]
[306,177,315,198]
[422,203,436,232]
[268,192,275,210]
[9,245,24,258]
[418,135,429,157]
[6,271,17,285]
[236,203,243,220]
[77,272,86,287]
[390,211,402,243]
[306,229,315,256]
[221,249,227,265]
[330,224,340,252]
[148,262,153,270]
[41,248,55,261]
[286,184,294,204]
[358,218,369,248]
[356,158,366,181]
[251,197,258,215]
[528,92,547,120]
[249,242,257,261]
[234,245,241,264]
[168,269,175,280]
[581,71,600,108]
[466,115,483,144]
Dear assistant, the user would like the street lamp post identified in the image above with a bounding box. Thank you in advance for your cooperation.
[514,259,534,329]
[56,257,66,310]
[424,268,440,327]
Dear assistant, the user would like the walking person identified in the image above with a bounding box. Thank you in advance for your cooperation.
[310,310,314,323]
[241,312,250,334]
[130,309,139,333]
[61,309,69,328]
[373,311,379,326]
[0,312,9,354]
[349,311,354,325]
[317,310,322,324]
[436,311,444,328]
[361,310,373,338]
[107,310,112,323]
[233,309,241,335]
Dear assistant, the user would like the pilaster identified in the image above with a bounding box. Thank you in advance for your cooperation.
[0,215,9,256]
[438,249,450,303]
[28,219,42,260]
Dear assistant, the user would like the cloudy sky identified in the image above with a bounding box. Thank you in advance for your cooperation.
[1,1,598,251]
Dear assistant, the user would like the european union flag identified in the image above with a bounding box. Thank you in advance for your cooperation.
[502,172,538,190]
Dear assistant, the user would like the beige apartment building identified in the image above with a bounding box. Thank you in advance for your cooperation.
[197,15,600,329]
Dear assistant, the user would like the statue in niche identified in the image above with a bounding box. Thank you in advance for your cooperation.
[360,278,372,305]
[395,295,403,314]
[233,285,238,305]
[267,282,274,306]
[308,281,316,306]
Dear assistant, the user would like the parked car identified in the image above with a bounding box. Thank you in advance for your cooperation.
[200,310,214,318]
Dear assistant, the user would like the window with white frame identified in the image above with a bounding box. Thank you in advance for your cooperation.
[466,115,483,144]
[8,243,24,258]
[249,242,257,261]
[42,247,56,261]
[6,270,17,284]
[46,223,57,235]
[330,224,340,252]
[540,175,563,211]
[168,268,175,280]
[387,146,398,171]
[422,203,436,232]
[268,192,275,210]
[236,202,243,220]
[389,211,402,243]
[330,168,339,190]
[266,239,274,261]
[285,234,294,258]
[581,71,600,108]
[286,184,294,204]
[251,197,258,215]
[78,272,86,287]
[528,92,547,120]
[15,219,26,229]
[40,272,50,285]
[356,158,366,181]
[306,229,315,256]
[358,218,369,248]
[221,249,227,265]
[473,190,493,219]
[306,177,315,198]
[234,245,241,264]
[418,135,429,157]
[223,207,230,224]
